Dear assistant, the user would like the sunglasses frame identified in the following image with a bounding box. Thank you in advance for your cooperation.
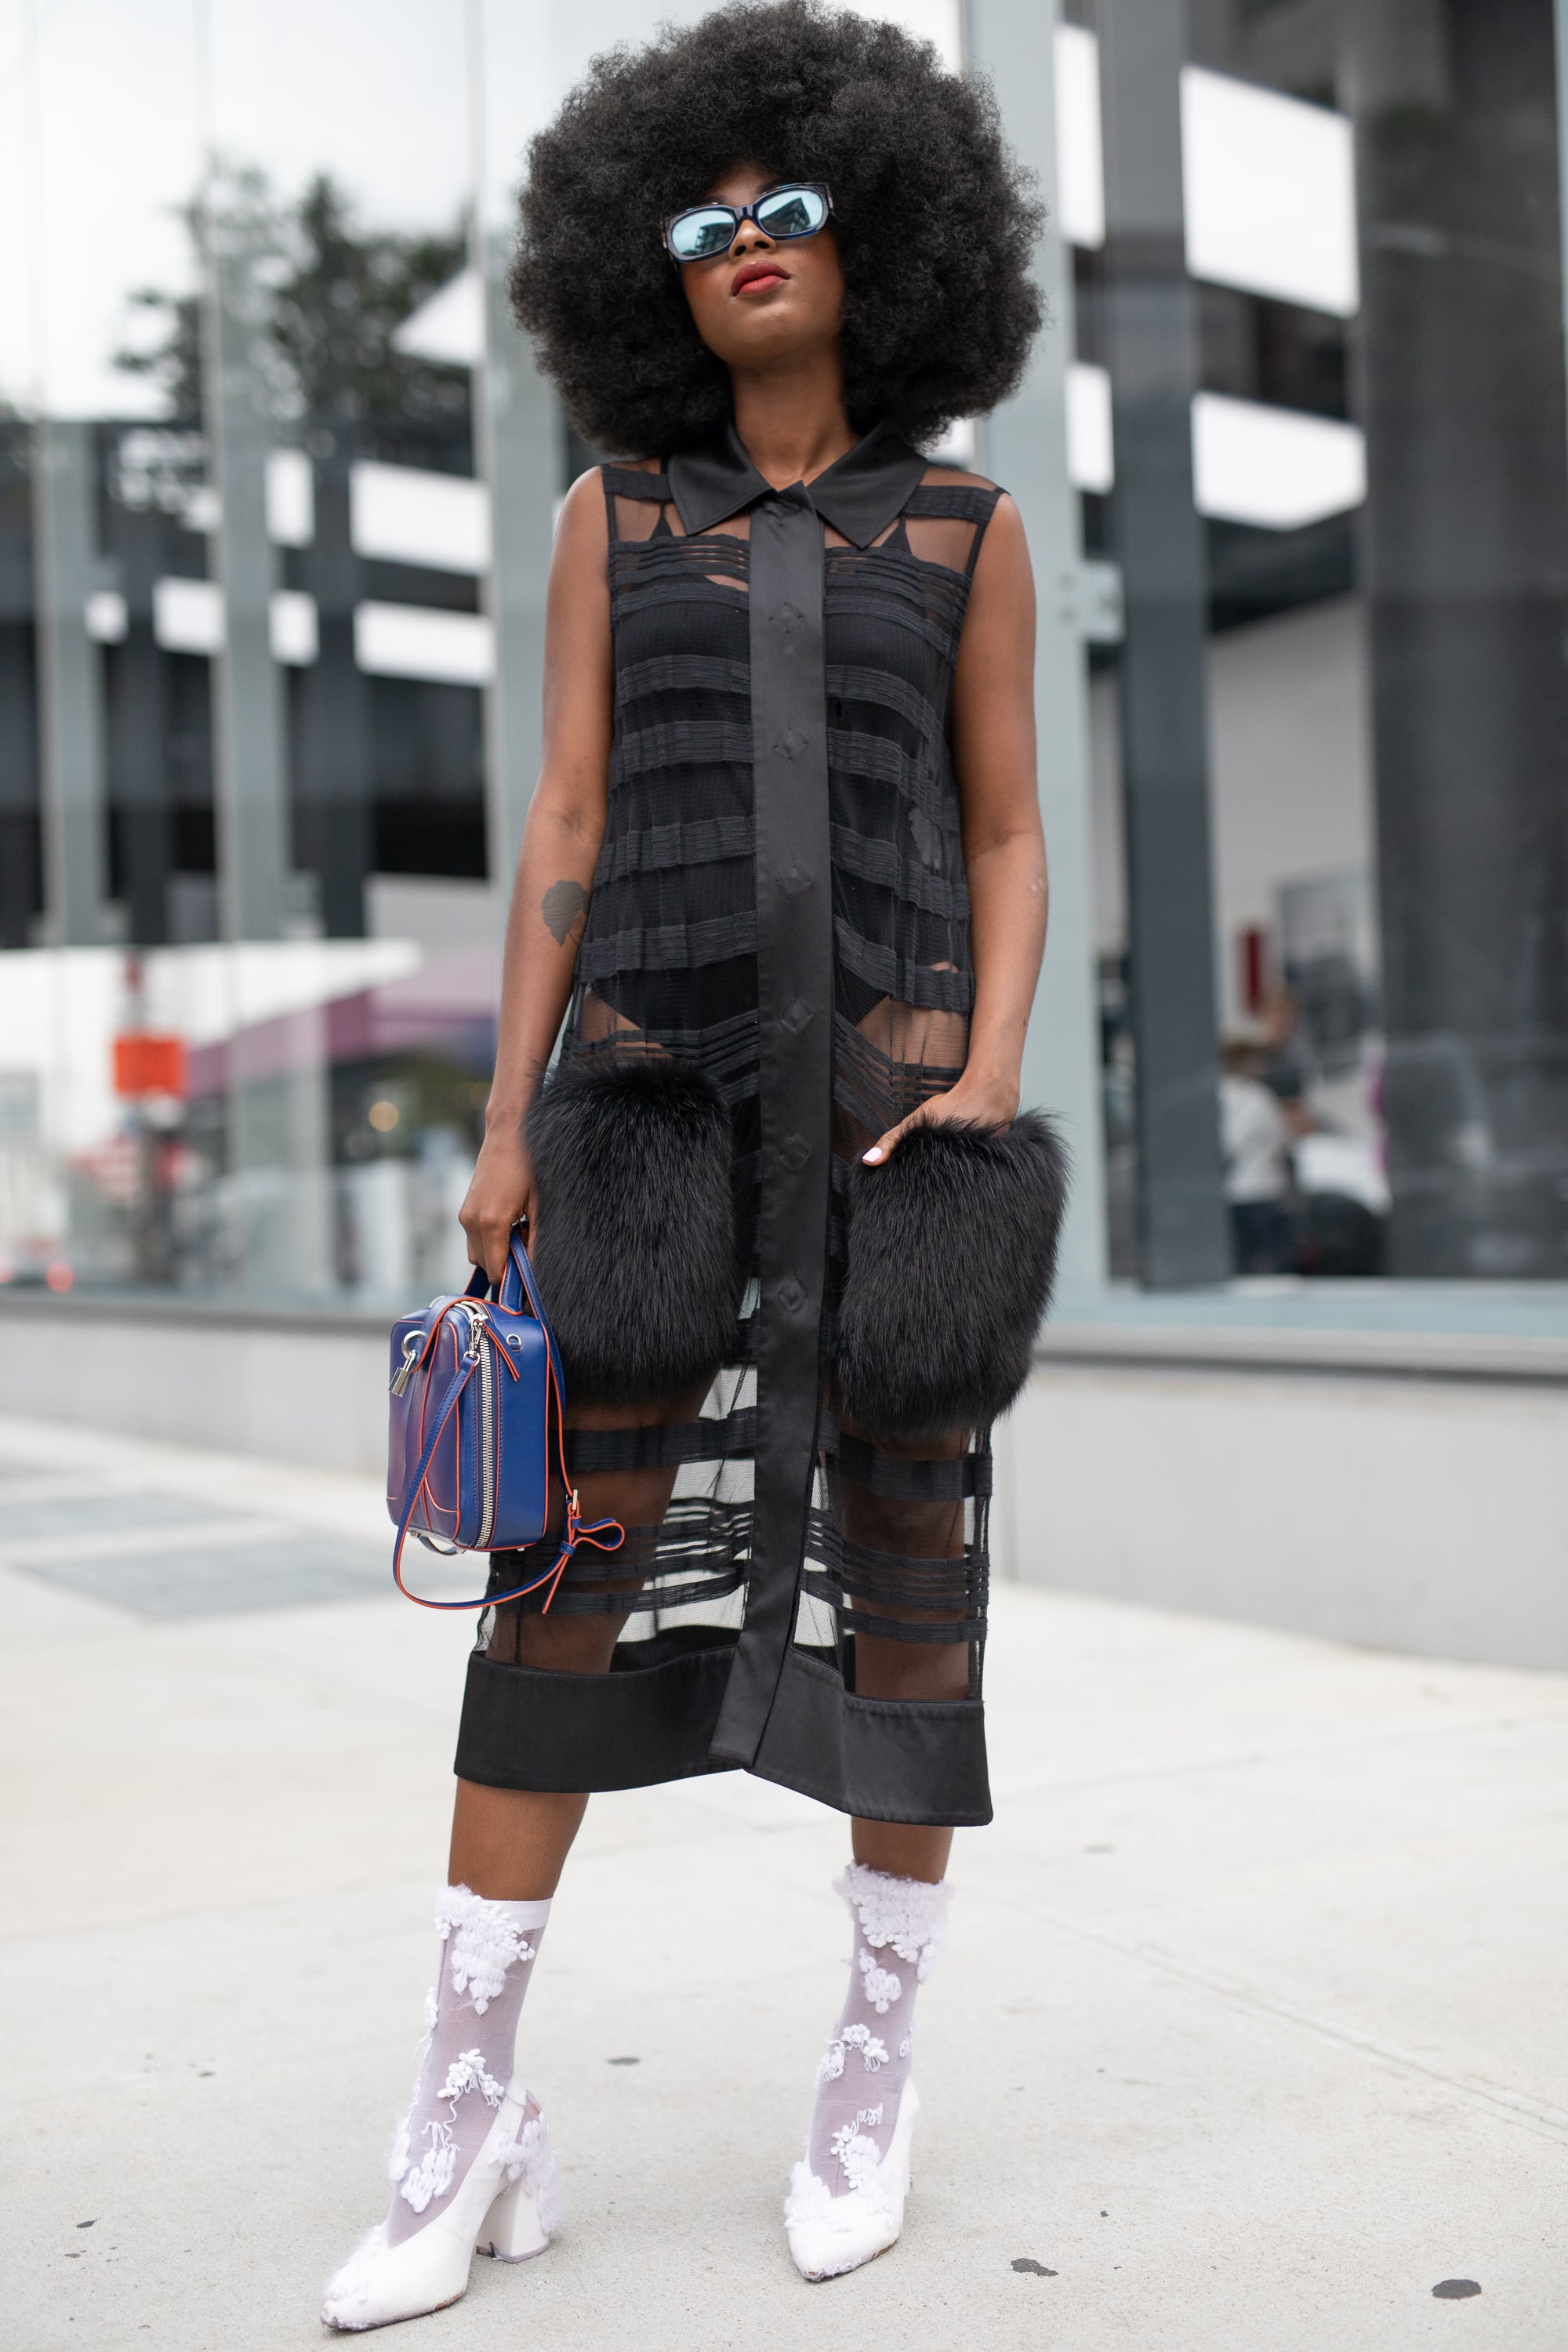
[662,181,834,264]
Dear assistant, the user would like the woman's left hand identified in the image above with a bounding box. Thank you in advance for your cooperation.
[861,1069,1021,1166]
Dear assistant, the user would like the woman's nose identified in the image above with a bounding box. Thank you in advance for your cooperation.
[728,214,775,260]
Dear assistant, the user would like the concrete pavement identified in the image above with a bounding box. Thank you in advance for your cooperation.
[2,1406,1564,2351]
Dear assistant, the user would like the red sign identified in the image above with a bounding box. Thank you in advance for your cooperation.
[112,1033,188,1098]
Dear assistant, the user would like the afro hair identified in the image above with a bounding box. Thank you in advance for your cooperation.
[510,0,1044,456]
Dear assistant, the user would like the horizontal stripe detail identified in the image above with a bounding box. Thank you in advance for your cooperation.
[830,823,969,919]
[833,924,975,1012]
[604,466,671,503]
[615,718,754,779]
[617,652,751,702]
[905,486,1000,521]
[823,1604,981,1645]
[826,582,966,662]
[826,661,949,753]
[835,1434,990,1499]
[565,1409,757,1473]
[576,910,757,980]
[594,815,755,885]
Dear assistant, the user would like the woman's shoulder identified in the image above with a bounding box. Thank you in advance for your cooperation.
[905,462,1011,574]
[598,453,669,493]
[915,459,1000,492]
[907,456,1006,517]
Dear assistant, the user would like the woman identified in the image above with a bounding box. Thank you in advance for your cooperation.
[324,2,1063,2328]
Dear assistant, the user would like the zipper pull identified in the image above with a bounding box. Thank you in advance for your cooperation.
[463,1303,488,1362]
[390,1332,422,1397]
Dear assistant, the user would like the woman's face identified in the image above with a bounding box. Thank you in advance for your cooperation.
[676,161,845,373]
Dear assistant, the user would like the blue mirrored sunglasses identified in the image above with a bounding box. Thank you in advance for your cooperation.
[664,182,833,263]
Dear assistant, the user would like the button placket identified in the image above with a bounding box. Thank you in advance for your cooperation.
[711,470,834,1768]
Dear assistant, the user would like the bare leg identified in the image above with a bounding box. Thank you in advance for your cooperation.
[449,1381,707,1902]
[851,1817,952,1882]
[449,1785,590,1903]
[850,1635,960,1881]
[844,1419,971,1883]
[451,1588,626,1899]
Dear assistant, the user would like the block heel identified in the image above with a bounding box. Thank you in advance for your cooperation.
[479,2167,551,2263]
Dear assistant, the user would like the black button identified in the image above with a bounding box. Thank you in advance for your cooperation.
[779,998,812,1036]
[776,1276,807,1315]
[780,862,811,895]
[779,1133,811,1172]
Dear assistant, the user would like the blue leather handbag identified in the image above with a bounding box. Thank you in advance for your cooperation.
[386,1227,624,1610]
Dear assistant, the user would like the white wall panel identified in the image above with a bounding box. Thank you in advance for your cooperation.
[1192,393,1366,529]
[1054,23,1105,250]
[350,463,491,575]
[1181,66,1359,317]
[354,601,493,684]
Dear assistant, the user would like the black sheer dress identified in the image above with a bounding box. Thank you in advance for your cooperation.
[455,422,1005,1827]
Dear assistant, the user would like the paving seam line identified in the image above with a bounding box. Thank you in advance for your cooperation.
[966,1882,1568,2146]
[0,1518,315,1569]
[0,1461,387,1539]
[989,1704,1568,1804]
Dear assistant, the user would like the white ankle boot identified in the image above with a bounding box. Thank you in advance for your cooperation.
[322,2082,558,2330]
[323,1886,558,2332]
[785,1864,949,2281]
[786,2078,920,2279]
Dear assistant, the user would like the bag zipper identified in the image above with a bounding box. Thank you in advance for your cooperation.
[464,1304,497,1548]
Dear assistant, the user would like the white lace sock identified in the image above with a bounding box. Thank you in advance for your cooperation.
[383,1885,555,2249]
[801,1864,951,2198]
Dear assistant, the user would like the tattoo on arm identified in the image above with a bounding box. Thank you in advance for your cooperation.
[541,879,590,946]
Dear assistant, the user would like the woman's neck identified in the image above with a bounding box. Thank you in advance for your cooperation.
[729,348,858,489]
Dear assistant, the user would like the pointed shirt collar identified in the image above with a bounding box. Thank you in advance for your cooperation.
[667,420,927,550]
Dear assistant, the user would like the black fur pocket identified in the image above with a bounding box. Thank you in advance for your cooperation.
[526,1056,740,1406]
[834,1114,1069,1443]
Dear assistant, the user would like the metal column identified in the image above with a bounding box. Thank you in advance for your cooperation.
[965,0,1109,1294]
[0,428,40,946]
[201,203,289,946]
[1097,0,1229,1287]
[103,478,174,946]
[296,432,372,938]
[201,196,332,1295]
[1355,0,1568,1276]
[31,419,107,946]
[473,227,557,897]
[1558,0,1568,408]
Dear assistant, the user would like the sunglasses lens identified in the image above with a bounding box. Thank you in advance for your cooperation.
[668,207,736,260]
[756,186,826,239]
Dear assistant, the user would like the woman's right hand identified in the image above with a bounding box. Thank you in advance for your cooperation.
[459,1123,538,1285]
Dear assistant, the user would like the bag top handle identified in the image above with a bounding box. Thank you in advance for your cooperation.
[465,1226,541,1309]
[462,1226,568,1413]
[499,1226,541,1316]
[394,1218,624,1614]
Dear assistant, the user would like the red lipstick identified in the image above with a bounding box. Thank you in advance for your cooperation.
[731,260,789,296]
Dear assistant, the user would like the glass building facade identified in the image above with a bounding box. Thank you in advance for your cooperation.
[1,0,1566,1305]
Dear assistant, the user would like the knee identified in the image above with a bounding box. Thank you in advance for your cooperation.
[852,1633,970,1704]
[492,1608,626,1675]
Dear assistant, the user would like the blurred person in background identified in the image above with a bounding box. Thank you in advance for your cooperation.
[1221,1029,1295,1275]
[323,2,1065,2328]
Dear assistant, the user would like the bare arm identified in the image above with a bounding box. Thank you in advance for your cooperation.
[862,493,1047,1163]
[459,469,613,1279]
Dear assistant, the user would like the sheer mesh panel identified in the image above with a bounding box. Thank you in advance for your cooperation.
[480,462,1001,1707]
